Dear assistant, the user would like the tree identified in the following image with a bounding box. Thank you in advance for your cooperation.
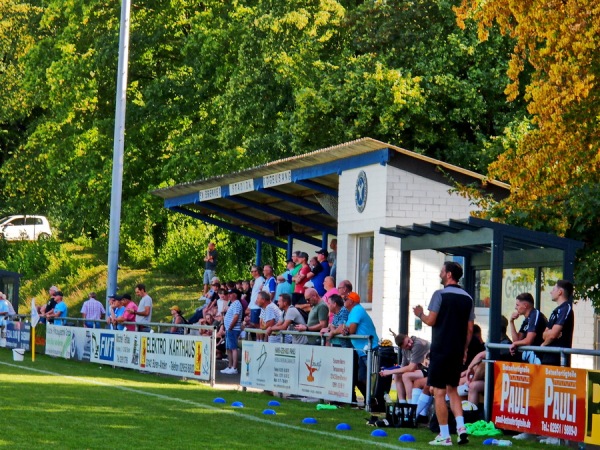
[456,0,600,308]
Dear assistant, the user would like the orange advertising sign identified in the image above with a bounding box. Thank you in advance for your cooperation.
[493,361,587,442]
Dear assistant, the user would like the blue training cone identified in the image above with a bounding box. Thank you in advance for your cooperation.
[371,429,388,437]
[231,401,244,408]
[263,409,277,415]
[399,434,416,442]
[213,397,226,404]
[302,418,318,424]
[268,400,281,407]
[336,423,351,431]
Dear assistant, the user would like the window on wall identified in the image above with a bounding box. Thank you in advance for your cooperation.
[357,235,374,304]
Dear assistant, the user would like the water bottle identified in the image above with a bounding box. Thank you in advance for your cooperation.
[414,316,422,331]
[491,439,512,446]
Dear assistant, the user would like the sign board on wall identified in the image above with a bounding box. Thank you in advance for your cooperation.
[240,341,353,403]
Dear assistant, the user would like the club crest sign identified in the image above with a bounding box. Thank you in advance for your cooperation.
[355,170,368,213]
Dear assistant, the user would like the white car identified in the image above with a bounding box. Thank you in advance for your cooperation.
[0,215,52,240]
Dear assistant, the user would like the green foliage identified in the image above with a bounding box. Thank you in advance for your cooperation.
[0,239,58,279]
[0,0,524,274]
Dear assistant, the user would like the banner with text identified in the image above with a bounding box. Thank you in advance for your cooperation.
[45,325,93,360]
[89,330,211,381]
[493,361,587,442]
[240,341,353,402]
[5,321,31,351]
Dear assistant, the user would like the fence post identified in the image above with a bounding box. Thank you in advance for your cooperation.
[366,335,373,412]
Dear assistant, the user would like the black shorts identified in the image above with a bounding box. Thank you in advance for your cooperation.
[427,352,462,389]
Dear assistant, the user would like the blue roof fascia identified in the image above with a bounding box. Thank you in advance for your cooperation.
[293,148,391,180]
[169,207,287,250]
[230,196,337,236]
[162,148,391,210]
[164,192,203,209]
[261,187,328,215]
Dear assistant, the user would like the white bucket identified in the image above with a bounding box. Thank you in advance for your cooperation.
[0,337,6,347]
[12,348,25,362]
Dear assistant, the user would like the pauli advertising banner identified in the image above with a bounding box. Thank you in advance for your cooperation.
[493,361,587,442]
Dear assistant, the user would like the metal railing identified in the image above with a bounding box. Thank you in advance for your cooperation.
[244,327,376,409]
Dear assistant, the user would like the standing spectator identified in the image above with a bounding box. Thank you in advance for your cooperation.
[113,296,126,330]
[282,259,295,285]
[311,249,330,296]
[40,285,59,324]
[275,274,292,301]
[257,291,282,343]
[81,292,106,328]
[413,261,474,446]
[119,294,138,331]
[292,252,310,306]
[47,291,68,326]
[203,242,218,295]
[221,289,243,374]
[509,292,548,364]
[288,251,302,293]
[328,239,337,281]
[295,288,329,344]
[379,334,430,403]
[344,291,379,406]
[266,293,307,345]
[248,265,265,328]
[262,264,277,301]
[319,294,350,348]
[134,283,153,332]
[106,295,118,329]
[541,280,575,366]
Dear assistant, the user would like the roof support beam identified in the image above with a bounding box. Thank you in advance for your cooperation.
[169,207,287,250]
[230,196,337,236]
[261,188,328,215]
[194,202,273,232]
[295,180,338,197]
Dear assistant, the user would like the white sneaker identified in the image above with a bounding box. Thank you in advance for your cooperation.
[539,437,561,445]
[228,367,238,374]
[429,434,452,446]
[513,432,536,440]
[220,367,233,374]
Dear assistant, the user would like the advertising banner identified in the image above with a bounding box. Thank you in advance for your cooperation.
[5,321,31,351]
[493,361,587,442]
[89,330,211,381]
[45,325,73,358]
[240,341,353,403]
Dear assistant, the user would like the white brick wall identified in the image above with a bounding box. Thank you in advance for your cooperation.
[335,161,597,367]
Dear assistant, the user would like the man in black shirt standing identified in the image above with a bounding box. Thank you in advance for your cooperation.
[414,261,474,446]
[541,280,574,366]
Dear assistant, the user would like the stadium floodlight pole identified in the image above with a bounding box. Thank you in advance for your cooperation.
[106,0,131,312]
